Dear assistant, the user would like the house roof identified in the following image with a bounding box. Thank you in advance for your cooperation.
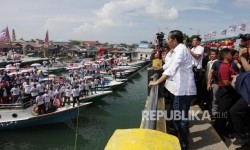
[88,46,98,51]
[134,47,153,53]
[82,41,101,47]
[138,43,149,48]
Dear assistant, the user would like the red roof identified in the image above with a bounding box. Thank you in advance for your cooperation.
[82,41,100,47]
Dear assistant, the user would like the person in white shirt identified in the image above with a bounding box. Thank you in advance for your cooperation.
[189,36,204,69]
[43,90,51,111]
[189,36,204,105]
[36,93,46,115]
[36,83,44,95]
[94,78,99,89]
[23,81,32,99]
[30,84,39,103]
[149,30,196,150]
[78,82,84,97]
[84,82,89,96]
[48,87,54,102]
[11,84,20,103]
[71,86,79,107]
[90,81,96,95]
[63,87,71,106]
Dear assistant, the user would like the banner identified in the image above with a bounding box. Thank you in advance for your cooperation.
[44,30,49,48]
[238,24,246,31]
[228,25,236,32]
[221,29,227,35]
[0,27,11,42]
[211,31,216,36]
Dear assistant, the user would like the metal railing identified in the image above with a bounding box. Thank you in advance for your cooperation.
[142,73,159,129]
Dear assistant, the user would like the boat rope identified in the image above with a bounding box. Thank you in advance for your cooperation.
[73,103,80,150]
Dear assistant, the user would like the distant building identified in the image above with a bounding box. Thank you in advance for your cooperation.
[51,41,70,46]
[133,42,153,60]
[81,41,101,48]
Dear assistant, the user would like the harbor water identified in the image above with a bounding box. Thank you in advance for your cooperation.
[0,68,148,150]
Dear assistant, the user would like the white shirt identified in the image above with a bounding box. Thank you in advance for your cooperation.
[24,84,32,94]
[191,45,204,69]
[48,90,54,99]
[11,87,20,96]
[72,88,79,97]
[163,44,196,96]
[162,51,175,91]
[43,93,51,103]
[30,87,39,97]
[37,83,44,93]
[65,89,71,97]
[205,59,218,80]
[36,95,44,105]
[91,82,95,88]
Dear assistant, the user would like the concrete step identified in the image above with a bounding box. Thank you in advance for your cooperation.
[189,105,229,150]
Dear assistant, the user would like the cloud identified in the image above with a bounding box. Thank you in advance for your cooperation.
[236,0,250,3]
[96,0,178,20]
[70,0,179,37]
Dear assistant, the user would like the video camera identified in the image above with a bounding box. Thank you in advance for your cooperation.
[238,33,250,61]
[156,32,165,48]
[238,33,250,48]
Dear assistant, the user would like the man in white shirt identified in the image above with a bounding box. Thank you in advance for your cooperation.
[63,87,71,106]
[189,36,204,69]
[43,90,51,111]
[149,30,196,150]
[189,36,204,105]
[36,93,46,115]
[23,81,32,99]
[30,84,39,103]
[11,84,20,103]
[71,86,79,107]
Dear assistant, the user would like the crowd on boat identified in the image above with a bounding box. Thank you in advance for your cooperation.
[0,52,144,115]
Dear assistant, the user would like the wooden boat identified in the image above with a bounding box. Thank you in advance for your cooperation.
[0,102,91,130]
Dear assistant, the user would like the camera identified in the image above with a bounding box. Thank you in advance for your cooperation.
[192,65,198,73]
[156,32,165,48]
[238,33,250,42]
[238,33,250,48]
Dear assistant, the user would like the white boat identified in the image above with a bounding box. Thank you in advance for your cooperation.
[112,65,138,71]
[99,80,124,89]
[0,102,92,130]
[104,76,127,82]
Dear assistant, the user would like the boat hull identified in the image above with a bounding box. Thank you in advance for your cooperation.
[0,103,90,130]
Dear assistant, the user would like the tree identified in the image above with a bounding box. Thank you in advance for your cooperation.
[69,40,81,46]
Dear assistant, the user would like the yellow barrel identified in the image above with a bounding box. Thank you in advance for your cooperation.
[105,129,181,150]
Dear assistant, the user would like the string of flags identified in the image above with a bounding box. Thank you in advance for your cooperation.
[200,23,247,40]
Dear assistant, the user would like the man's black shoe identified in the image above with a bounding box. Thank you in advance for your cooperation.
[233,137,249,147]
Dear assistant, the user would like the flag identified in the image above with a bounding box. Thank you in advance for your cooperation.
[0,27,11,43]
[211,31,216,36]
[228,25,236,32]
[221,29,227,35]
[207,33,212,38]
[44,30,49,48]
[238,24,246,31]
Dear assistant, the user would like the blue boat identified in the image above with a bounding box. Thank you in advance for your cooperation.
[0,102,91,130]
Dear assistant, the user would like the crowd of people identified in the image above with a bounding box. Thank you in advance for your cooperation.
[0,65,111,115]
[149,30,250,149]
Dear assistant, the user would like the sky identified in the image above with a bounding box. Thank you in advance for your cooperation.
[0,0,250,44]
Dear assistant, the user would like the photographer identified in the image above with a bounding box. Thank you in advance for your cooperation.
[188,36,204,105]
[229,33,250,147]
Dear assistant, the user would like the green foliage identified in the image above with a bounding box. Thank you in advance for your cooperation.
[69,40,81,46]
